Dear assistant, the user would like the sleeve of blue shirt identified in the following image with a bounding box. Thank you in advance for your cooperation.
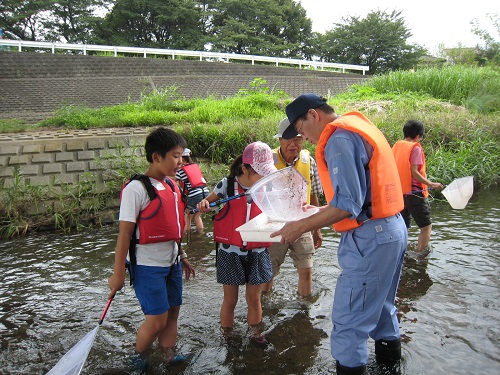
[324,129,371,220]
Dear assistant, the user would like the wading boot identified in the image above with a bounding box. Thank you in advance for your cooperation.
[335,360,367,375]
[375,338,402,374]
[375,338,401,362]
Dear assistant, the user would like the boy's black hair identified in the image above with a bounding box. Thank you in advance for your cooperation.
[403,120,425,139]
[145,127,187,162]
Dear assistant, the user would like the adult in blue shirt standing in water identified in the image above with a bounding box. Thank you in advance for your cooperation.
[272,94,408,375]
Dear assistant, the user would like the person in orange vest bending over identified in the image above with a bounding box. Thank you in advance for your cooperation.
[271,93,407,375]
[392,119,444,258]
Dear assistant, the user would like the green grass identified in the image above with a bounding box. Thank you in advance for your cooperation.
[0,70,499,238]
[365,66,499,113]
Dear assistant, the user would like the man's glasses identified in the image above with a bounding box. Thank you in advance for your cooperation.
[283,136,304,144]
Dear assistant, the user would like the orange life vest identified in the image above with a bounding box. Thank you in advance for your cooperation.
[316,112,404,232]
[392,140,428,197]
[213,177,271,250]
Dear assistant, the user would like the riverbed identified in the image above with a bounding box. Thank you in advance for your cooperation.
[0,187,498,374]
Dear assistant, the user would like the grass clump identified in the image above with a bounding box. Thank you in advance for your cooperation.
[366,66,499,113]
[0,70,499,238]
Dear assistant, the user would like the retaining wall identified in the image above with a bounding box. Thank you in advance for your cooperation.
[0,128,148,190]
[0,51,369,192]
[0,51,369,122]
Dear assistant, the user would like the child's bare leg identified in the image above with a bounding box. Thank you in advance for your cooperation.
[221,285,239,328]
[135,312,169,353]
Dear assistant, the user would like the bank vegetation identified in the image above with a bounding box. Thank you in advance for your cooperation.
[0,66,498,239]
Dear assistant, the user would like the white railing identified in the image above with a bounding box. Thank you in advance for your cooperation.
[0,39,369,75]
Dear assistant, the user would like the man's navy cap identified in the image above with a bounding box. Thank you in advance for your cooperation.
[284,93,327,138]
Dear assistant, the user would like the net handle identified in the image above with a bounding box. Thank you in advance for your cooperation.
[99,293,115,325]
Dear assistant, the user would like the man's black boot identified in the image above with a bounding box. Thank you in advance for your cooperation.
[375,338,402,362]
[335,360,367,375]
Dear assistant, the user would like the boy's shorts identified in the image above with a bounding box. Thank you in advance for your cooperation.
[268,233,315,275]
[402,193,432,228]
[133,262,183,315]
[216,246,272,285]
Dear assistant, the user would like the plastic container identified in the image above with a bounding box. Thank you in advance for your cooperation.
[247,166,308,222]
[236,208,319,242]
[441,176,474,209]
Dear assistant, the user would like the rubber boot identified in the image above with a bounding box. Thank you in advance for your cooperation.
[335,360,367,375]
[375,338,402,362]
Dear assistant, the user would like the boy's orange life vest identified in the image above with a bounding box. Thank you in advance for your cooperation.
[315,112,404,232]
[180,163,207,191]
[121,174,186,244]
[392,140,428,197]
[213,177,271,249]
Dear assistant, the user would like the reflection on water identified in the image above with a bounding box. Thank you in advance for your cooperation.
[0,187,499,374]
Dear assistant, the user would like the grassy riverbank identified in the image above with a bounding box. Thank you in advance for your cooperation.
[1,67,499,238]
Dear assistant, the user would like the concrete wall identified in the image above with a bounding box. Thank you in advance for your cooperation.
[0,51,369,122]
[0,51,369,191]
[0,128,148,189]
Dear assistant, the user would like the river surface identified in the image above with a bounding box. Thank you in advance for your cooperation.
[0,187,499,375]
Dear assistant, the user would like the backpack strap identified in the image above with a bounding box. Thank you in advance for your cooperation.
[226,175,236,197]
[129,174,156,200]
[125,174,157,285]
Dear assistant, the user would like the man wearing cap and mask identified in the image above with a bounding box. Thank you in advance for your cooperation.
[271,94,407,375]
[261,118,323,297]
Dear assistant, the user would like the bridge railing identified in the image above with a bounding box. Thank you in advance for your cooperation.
[0,39,369,75]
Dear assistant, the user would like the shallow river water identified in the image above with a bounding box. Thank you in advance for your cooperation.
[0,187,499,375]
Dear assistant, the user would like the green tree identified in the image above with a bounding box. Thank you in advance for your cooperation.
[95,0,205,50]
[205,0,313,58]
[315,9,427,74]
[0,0,52,40]
[43,0,109,43]
[471,13,500,66]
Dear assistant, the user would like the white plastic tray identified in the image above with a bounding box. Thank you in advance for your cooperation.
[236,208,319,243]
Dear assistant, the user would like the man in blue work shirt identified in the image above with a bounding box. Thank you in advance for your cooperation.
[272,93,407,375]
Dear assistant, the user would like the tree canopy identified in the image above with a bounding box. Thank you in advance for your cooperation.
[2,1,495,73]
[314,9,427,74]
[94,0,205,49]
[205,0,312,58]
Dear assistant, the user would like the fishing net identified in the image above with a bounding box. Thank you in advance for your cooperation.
[247,166,308,222]
[442,176,474,209]
[46,326,99,375]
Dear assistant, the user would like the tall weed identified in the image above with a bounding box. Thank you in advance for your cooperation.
[366,66,499,113]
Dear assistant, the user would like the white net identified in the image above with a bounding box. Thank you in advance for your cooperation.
[442,176,474,209]
[247,166,308,222]
[46,326,99,375]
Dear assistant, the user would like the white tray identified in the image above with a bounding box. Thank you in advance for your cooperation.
[236,208,318,243]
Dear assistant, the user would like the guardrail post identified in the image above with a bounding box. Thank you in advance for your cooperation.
[52,43,55,54]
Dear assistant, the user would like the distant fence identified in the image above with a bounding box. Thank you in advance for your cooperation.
[0,39,369,75]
